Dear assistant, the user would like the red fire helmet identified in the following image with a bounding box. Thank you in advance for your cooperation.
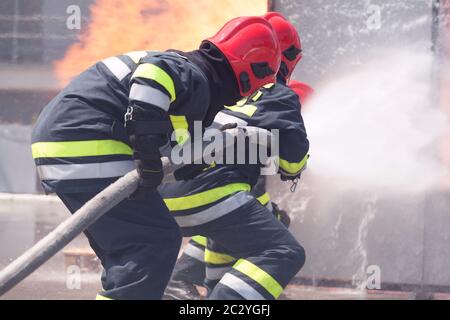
[263,12,302,81]
[206,16,281,97]
[289,80,314,105]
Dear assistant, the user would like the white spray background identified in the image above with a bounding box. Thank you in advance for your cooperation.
[303,48,449,194]
[276,48,450,293]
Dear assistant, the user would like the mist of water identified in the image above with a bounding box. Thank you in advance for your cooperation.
[303,48,449,194]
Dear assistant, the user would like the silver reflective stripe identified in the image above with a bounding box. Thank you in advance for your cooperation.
[206,266,230,281]
[174,192,253,228]
[129,83,171,111]
[37,161,136,181]
[102,57,131,81]
[219,273,266,300]
[212,112,248,129]
[183,243,205,262]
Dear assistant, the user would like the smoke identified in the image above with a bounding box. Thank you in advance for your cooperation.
[303,48,449,194]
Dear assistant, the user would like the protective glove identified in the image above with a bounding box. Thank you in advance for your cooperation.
[131,159,164,199]
[126,107,167,199]
[280,171,302,182]
[272,202,291,228]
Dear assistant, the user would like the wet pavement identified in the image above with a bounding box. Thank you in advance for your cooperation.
[1,194,449,300]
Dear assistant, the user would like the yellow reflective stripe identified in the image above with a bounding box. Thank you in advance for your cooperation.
[278,154,309,175]
[252,91,263,102]
[256,192,270,206]
[203,162,216,172]
[264,83,275,89]
[225,104,258,117]
[235,97,247,107]
[205,249,236,265]
[233,259,283,299]
[132,63,176,102]
[163,183,251,211]
[125,51,147,63]
[191,235,207,247]
[96,294,113,300]
[169,115,190,145]
[31,140,133,159]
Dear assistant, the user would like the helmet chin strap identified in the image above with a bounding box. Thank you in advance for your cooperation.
[170,43,241,127]
[276,72,288,85]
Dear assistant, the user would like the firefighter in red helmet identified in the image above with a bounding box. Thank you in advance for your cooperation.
[161,13,310,300]
[31,16,280,300]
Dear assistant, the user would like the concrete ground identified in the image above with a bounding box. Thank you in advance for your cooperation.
[1,194,449,300]
[4,271,449,300]
[2,242,449,300]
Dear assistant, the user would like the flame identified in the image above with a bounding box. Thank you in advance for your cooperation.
[54,0,268,85]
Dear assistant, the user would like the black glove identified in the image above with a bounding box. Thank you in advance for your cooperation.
[280,171,302,182]
[272,202,291,228]
[131,159,164,199]
[125,105,168,199]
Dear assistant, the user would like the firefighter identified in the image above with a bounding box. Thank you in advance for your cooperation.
[158,12,309,300]
[163,176,291,300]
[31,16,281,300]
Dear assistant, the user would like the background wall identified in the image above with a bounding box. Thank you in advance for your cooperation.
[0,0,449,291]
[270,0,450,289]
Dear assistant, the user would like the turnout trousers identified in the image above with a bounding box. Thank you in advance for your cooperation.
[57,188,182,300]
[164,191,305,300]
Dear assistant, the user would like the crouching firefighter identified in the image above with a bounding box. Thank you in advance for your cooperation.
[163,78,313,300]
[30,16,281,300]
[163,176,291,300]
[159,13,310,300]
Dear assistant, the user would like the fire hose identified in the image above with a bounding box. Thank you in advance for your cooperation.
[0,126,274,296]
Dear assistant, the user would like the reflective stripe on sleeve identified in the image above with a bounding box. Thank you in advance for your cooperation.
[131,63,176,102]
[191,235,207,247]
[256,192,270,206]
[233,259,283,299]
[101,57,131,81]
[36,160,135,181]
[169,115,190,145]
[172,191,253,228]
[164,183,251,212]
[32,140,133,159]
[183,243,205,262]
[225,104,258,117]
[278,154,309,175]
[129,83,170,111]
[125,51,148,63]
[219,273,266,300]
[205,249,236,265]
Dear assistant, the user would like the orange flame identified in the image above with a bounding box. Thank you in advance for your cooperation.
[54,0,268,85]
